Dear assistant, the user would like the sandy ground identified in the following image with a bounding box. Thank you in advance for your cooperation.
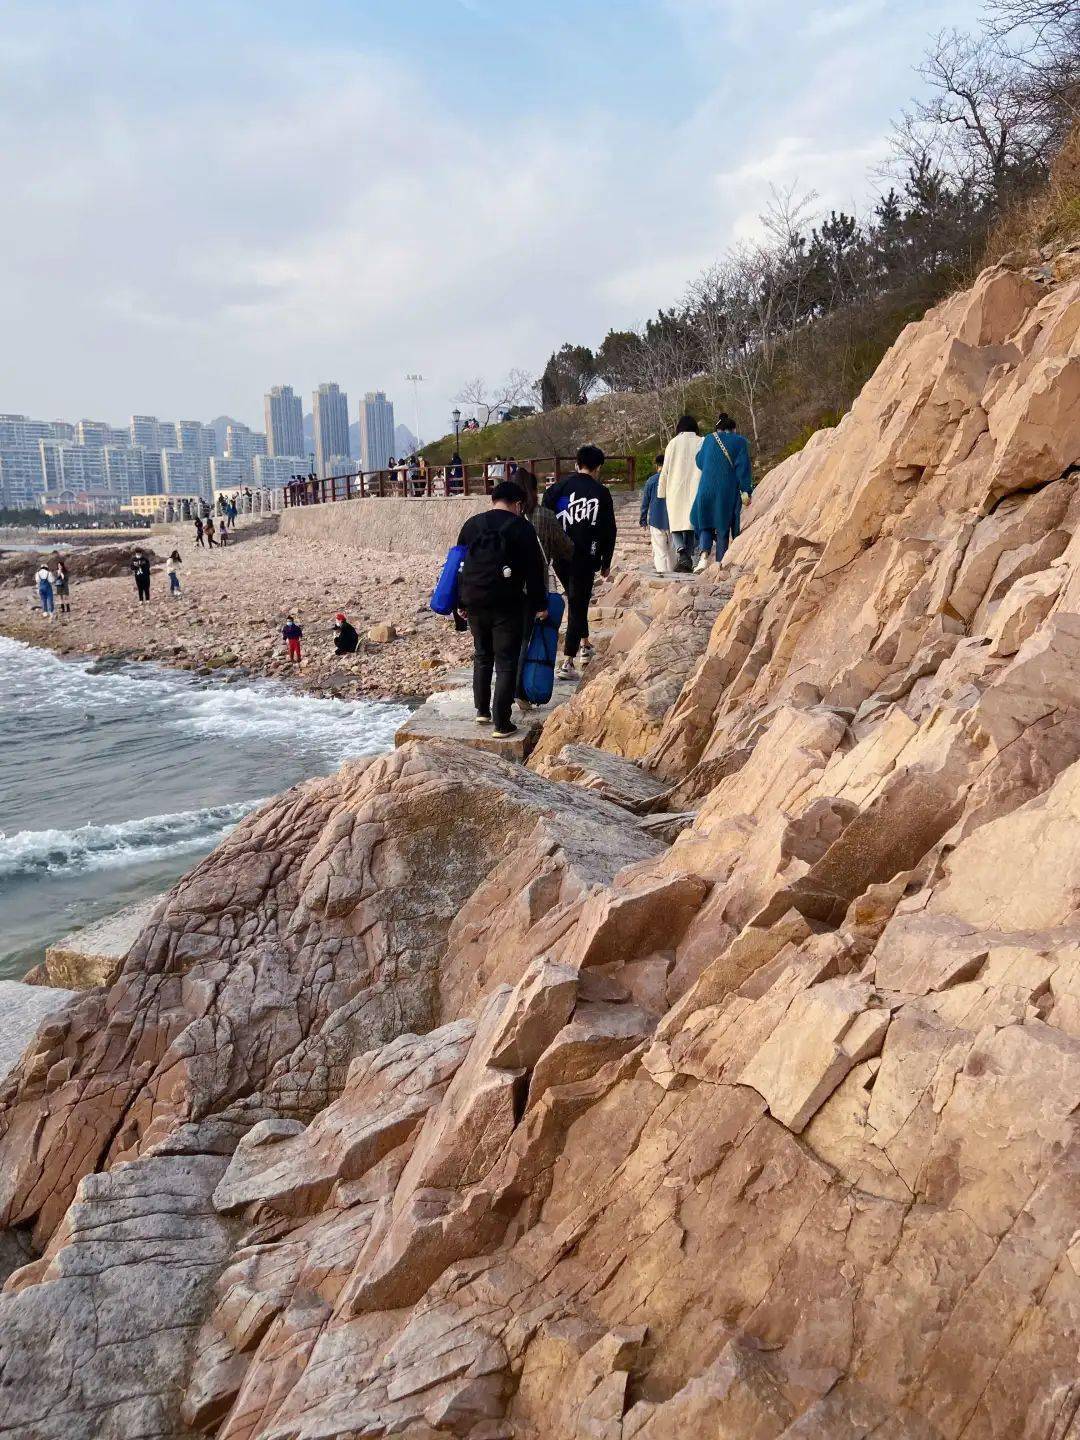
[0,525,473,699]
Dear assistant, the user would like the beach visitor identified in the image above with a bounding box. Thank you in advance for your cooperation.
[657,415,702,573]
[282,615,303,663]
[167,549,182,596]
[194,517,204,548]
[333,613,359,654]
[542,444,617,679]
[640,453,673,573]
[515,465,573,707]
[132,550,151,603]
[448,453,464,495]
[227,499,238,528]
[205,516,217,548]
[36,564,55,618]
[218,520,229,548]
[55,558,71,613]
[691,412,753,572]
[456,479,547,739]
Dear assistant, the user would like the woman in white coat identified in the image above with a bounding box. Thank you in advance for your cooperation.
[657,415,702,572]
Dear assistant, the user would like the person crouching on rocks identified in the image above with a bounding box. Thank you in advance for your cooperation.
[334,613,359,654]
[282,615,303,663]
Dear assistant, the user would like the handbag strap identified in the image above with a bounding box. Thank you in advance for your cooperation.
[714,433,734,468]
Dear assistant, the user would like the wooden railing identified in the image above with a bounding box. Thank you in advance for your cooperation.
[281,455,637,507]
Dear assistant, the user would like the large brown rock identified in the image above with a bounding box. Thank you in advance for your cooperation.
[7,259,1080,1439]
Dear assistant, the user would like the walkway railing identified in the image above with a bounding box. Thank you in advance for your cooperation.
[281,455,637,508]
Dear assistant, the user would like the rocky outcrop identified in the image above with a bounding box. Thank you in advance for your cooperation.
[0,542,160,588]
[5,259,1080,1438]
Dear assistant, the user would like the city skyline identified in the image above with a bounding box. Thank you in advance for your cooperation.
[0,376,411,510]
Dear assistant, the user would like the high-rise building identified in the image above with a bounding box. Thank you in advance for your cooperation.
[312,383,350,478]
[103,445,146,498]
[264,384,304,458]
[359,391,395,471]
[209,456,252,492]
[57,445,107,492]
[158,420,178,449]
[252,454,308,489]
[129,415,160,450]
[74,419,126,448]
[162,448,207,497]
[224,423,267,462]
[0,447,44,508]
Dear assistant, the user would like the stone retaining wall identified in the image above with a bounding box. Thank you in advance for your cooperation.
[277,496,488,554]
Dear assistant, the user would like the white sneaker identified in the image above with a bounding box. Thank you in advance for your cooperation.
[558,660,577,679]
[693,552,710,574]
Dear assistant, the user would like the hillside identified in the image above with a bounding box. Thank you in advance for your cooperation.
[5,249,1080,1436]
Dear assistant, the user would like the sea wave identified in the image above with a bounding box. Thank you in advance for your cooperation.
[0,801,265,879]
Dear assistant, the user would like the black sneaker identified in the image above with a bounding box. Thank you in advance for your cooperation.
[492,723,519,739]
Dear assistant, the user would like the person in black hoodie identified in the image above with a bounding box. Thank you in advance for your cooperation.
[456,480,547,738]
[541,444,616,677]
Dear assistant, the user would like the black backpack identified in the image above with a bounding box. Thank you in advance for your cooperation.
[458,513,517,610]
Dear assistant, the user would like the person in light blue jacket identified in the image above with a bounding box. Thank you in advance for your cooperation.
[638,453,673,572]
[690,413,753,572]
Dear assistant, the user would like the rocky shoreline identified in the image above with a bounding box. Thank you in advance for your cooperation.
[3,259,1080,1437]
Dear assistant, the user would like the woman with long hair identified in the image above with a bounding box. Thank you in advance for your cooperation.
[657,414,701,572]
[691,412,753,571]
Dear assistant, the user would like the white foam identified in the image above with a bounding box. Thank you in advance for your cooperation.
[0,801,264,879]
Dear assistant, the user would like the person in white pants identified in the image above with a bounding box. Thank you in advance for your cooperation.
[639,453,674,573]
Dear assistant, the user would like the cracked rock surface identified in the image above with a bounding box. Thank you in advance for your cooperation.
[5,258,1080,1437]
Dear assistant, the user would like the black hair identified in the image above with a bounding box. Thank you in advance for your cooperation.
[492,479,527,505]
[654,453,665,466]
[716,412,737,431]
[576,443,605,472]
[515,465,539,514]
[170,549,181,561]
[675,414,698,434]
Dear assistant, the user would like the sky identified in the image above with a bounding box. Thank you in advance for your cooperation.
[1,0,986,442]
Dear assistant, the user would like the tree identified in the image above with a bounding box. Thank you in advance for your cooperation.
[539,345,599,411]
[454,369,535,428]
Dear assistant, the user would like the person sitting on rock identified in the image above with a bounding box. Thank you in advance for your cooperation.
[333,613,359,654]
[282,615,303,663]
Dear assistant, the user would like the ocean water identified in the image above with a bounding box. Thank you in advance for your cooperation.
[0,637,408,979]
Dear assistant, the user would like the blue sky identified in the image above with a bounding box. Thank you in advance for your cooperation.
[1,0,984,439]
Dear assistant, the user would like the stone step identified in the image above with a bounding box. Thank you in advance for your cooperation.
[396,671,582,763]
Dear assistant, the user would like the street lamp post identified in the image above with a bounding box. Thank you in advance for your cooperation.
[452,407,461,453]
[405,373,425,450]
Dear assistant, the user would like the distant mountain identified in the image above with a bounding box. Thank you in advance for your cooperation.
[395,424,418,454]
[207,415,244,454]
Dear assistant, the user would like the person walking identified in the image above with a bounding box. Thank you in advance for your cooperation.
[218,520,229,548]
[194,517,205,548]
[515,465,573,707]
[657,415,702,573]
[167,549,182,597]
[132,550,151,603]
[205,516,217,548]
[36,563,55,618]
[456,479,547,738]
[691,412,753,571]
[282,615,303,663]
[227,499,238,528]
[333,613,359,654]
[54,558,71,613]
[541,444,616,679]
[639,453,673,573]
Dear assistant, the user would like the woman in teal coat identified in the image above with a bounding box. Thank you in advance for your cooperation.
[690,413,753,572]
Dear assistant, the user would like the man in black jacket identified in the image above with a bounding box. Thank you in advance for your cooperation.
[456,480,548,738]
[541,444,616,677]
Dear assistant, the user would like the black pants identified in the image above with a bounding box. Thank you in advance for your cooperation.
[564,562,596,659]
[136,577,150,602]
[468,608,524,729]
